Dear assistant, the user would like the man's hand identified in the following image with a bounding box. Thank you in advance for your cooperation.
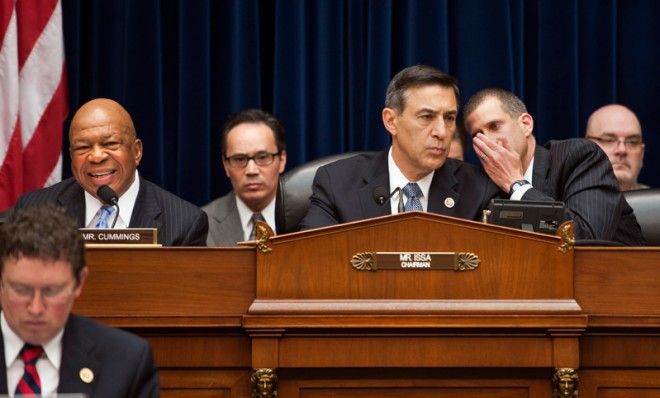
[473,133,524,192]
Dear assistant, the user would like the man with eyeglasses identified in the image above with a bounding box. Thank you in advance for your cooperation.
[14,98,208,246]
[0,204,159,397]
[202,109,287,246]
[463,88,644,245]
[585,104,648,191]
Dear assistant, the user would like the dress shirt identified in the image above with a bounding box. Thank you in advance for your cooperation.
[84,171,140,228]
[387,147,435,213]
[235,197,276,241]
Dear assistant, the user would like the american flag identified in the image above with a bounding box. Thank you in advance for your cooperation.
[0,0,68,212]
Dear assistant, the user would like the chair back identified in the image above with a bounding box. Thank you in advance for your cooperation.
[276,152,372,233]
[623,188,660,245]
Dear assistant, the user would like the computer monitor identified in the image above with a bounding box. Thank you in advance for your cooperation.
[487,199,566,234]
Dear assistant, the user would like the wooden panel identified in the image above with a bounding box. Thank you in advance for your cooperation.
[160,369,251,398]
[277,336,553,368]
[259,213,574,300]
[575,247,660,317]
[581,335,660,367]
[579,369,660,398]
[76,247,254,325]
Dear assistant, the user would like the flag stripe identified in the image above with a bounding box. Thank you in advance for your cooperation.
[22,69,67,191]
[0,0,66,212]
[15,0,58,69]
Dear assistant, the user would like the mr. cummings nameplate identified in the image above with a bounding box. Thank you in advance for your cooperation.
[81,228,158,245]
[350,252,479,272]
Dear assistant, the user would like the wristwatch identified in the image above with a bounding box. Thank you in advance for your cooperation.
[509,179,531,196]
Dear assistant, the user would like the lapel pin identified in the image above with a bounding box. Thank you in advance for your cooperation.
[444,197,455,208]
[79,367,94,384]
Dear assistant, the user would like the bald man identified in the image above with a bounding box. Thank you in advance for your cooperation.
[586,104,647,191]
[15,98,208,246]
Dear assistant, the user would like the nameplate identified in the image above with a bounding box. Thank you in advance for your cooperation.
[350,252,480,272]
[80,228,158,245]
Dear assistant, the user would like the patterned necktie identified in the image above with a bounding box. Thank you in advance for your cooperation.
[95,206,115,228]
[249,212,265,240]
[402,182,423,211]
[15,344,43,396]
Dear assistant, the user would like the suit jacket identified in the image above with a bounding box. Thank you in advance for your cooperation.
[202,192,245,246]
[522,139,644,245]
[300,150,499,229]
[15,176,208,246]
[0,314,159,398]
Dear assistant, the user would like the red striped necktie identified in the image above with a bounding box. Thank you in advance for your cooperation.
[15,344,43,396]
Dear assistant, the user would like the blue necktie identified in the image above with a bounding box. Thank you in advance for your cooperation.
[95,206,115,228]
[402,182,423,211]
[15,344,43,396]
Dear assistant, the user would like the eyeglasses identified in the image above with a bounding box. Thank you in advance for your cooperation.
[587,136,643,150]
[224,151,281,168]
[1,280,75,305]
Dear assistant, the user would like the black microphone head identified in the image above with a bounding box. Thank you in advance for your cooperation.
[373,186,389,205]
[97,185,118,206]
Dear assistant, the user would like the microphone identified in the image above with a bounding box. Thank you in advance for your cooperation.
[96,185,120,228]
[373,186,405,213]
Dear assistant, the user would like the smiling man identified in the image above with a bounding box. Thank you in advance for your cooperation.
[463,88,644,245]
[203,109,287,246]
[0,204,158,397]
[15,98,208,246]
[300,64,497,229]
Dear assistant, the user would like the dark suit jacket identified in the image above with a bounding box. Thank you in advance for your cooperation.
[301,150,499,229]
[202,192,244,246]
[0,314,159,398]
[15,176,208,246]
[522,139,644,245]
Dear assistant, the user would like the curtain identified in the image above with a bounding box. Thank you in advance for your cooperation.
[61,0,660,206]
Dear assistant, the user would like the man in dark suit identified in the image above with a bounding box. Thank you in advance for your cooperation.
[14,98,207,246]
[463,88,644,245]
[203,109,287,246]
[0,204,158,397]
[301,65,497,229]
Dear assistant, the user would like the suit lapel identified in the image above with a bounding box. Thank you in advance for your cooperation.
[57,180,86,227]
[129,178,162,229]
[0,332,8,394]
[210,194,244,244]
[358,151,393,219]
[57,316,98,397]
[532,145,552,195]
[427,160,460,216]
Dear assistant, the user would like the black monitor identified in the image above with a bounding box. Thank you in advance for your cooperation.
[487,199,566,234]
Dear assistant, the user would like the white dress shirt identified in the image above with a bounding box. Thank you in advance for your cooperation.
[2,312,62,397]
[235,196,276,241]
[387,147,435,213]
[85,170,140,228]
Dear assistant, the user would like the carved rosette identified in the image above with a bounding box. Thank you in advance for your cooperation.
[255,221,273,254]
[557,221,575,253]
[251,368,278,398]
[454,252,480,271]
[552,368,578,398]
[350,252,377,271]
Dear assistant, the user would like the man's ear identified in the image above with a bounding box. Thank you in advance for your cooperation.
[382,107,398,136]
[73,266,89,299]
[518,113,534,137]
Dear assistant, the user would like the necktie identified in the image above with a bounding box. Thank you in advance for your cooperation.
[249,212,265,240]
[402,182,423,211]
[95,206,115,228]
[15,344,43,396]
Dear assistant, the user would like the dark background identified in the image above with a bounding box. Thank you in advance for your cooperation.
[61,0,659,206]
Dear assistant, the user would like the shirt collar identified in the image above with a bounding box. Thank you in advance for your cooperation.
[84,170,140,228]
[387,147,435,212]
[1,311,64,370]
[235,195,277,240]
[524,157,534,184]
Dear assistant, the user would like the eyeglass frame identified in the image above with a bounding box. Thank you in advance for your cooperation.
[224,151,282,168]
[1,279,76,305]
[586,135,644,150]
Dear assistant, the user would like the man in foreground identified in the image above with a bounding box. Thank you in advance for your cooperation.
[463,88,644,245]
[0,204,159,397]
